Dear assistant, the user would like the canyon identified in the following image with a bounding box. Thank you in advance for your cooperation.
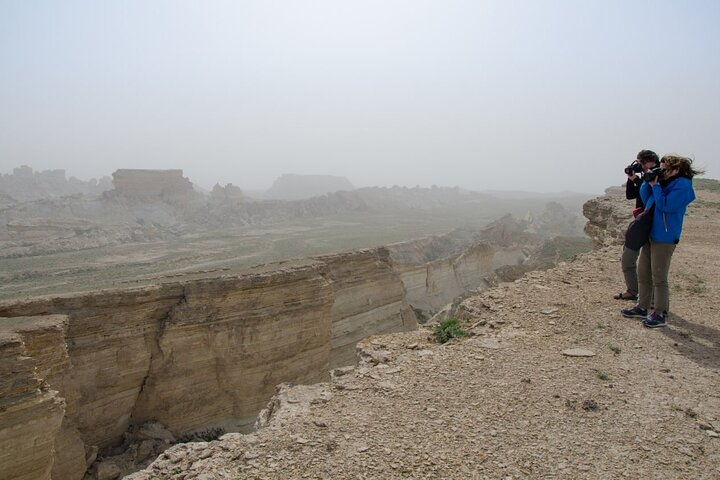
[0,213,578,480]
[123,180,719,480]
[0,169,594,479]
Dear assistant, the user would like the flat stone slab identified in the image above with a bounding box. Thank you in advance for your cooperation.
[562,348,596,357]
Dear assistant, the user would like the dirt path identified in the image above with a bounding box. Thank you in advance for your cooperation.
[128,189,720,480]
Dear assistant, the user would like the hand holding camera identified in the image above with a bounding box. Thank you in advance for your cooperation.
[624,160,663,183]
[643,167,664,183]
[624,161,643,176]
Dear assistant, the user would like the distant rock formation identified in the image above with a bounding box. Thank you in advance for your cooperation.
[110,169,196,203]
[582,186,630,248]
[0,183,588,259]
[0,195,595,479]
[527,201,586,237]
[210,183,244,204]
[0,165,111,202]
[264,174,355,200]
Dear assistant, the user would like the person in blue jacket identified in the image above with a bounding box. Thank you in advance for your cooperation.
[621,155,702,328]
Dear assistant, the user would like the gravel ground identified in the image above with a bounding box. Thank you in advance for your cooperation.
[127,193,720,480]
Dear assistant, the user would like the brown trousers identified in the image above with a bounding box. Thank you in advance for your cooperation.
[637,240,676,314]
[621,245,641,296]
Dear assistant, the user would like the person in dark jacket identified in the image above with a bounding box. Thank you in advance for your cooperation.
[621,155,702,327]
[614,149,659,301]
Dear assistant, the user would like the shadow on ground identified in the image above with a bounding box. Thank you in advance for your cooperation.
[663,314,720,371]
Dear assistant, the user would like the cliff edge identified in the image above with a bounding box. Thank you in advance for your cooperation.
[130,183,720,479]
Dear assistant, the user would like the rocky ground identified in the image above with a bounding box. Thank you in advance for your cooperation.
[122,187,720,480]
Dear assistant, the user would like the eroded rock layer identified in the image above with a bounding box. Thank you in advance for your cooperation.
[0,321,66,480]
[0,315,87,480]
[322,249,417,369]
[0,210,582,479]
[131,265,336,434]
[583,186,630,248]
[388,217,540,316]
[0,249,421,478]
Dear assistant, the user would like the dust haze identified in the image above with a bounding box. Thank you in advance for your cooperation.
[1,1,719,193]
[4,4,720,477]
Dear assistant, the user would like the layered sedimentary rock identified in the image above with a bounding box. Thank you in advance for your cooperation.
[0,321,66,480]
[0,249,421,478]
[388,217,539,316]
[0,315,87,480]
[0,204,588,479]
[583,186,629,248]
[0,287,184,451]
[321,249,417,369]
[131,265,335,434]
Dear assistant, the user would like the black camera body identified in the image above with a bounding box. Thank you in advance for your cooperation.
[644,167,664,182]
[624,161,643,175]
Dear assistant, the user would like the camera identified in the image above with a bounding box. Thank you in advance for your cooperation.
[644,167,664,182]
[624,161,643,175]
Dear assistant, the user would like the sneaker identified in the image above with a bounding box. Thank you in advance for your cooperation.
[643,311,667,328]
[621,305,648,319]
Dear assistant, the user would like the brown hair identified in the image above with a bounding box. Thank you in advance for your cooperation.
[660,154,704,179]
[637,149,659,164]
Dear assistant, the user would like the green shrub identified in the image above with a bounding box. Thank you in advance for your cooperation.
[432,318,469,344]
[595,369,610,381]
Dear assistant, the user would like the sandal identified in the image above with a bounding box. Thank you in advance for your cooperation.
[613,291,638,301]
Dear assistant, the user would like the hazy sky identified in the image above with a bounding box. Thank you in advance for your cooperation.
[1,1,719,193]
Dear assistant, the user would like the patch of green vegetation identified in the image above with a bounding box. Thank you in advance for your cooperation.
[432,318,469,344]
[595,369,610,381]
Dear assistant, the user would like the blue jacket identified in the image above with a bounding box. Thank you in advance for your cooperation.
[640,175,695,244]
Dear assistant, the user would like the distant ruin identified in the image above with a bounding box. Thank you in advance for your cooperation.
[111,169,195,202]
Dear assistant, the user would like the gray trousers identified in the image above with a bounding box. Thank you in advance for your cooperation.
[638,240,677,314]
[621,246,640,295]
